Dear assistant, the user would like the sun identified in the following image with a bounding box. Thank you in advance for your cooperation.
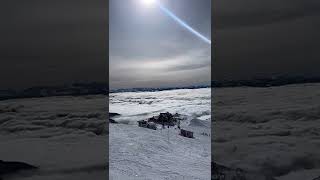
[140,0,156,7]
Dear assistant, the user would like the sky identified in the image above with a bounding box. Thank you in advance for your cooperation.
[109,0,211,90]
[212,0,320,80]
[1,0,320,90]
[0,0,108,89]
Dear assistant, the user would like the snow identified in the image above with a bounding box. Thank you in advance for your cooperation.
[109,88,211,179]
[110,124,210,180]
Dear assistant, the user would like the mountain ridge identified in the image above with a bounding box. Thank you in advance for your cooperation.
[1,76,320,100]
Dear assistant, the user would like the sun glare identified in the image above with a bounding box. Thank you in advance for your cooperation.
[141,0,156,7]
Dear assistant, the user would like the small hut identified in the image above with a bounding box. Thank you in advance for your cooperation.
[180,129,194,138]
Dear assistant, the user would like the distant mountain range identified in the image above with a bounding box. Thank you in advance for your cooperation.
[109,85,210,93]
[111,76,320,92]
[211,76,320,88]
[1,76,320,100]
[0,82,107,100]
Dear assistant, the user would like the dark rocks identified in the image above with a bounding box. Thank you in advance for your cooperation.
[109,119,118,124]
[148,112,179,126]
[212,162,277,180]
[109,113,120,124]
[0,160,37,177]
[138,120,157,130]
[109,112,120,118]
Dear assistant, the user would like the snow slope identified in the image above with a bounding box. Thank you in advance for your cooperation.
[110,124,210,180]
[109,88,211,179]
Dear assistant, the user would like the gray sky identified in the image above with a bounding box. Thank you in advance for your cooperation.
[109,0,211,89]
[0,0,107,89]
[1,0,319,90]
[213,0,320,80]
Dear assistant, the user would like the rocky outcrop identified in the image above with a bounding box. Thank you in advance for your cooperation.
[109,112,120,118]
[0,160,37,177]
[109,119,118,124]
[109,113,120,124]
[148,112,180,126]
[212,162,276,180]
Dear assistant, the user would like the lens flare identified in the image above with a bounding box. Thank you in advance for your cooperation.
[139,0,211,45]
[157,1,211,45]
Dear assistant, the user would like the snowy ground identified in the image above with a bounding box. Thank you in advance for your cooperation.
[213,83,320,180]
[109,88,211,180]
[0,95,108,179]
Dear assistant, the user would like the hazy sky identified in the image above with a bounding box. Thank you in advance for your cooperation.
[109,0,211,89]
[1,0,319,90]
[0,0,107,89]
[213,0,320,80]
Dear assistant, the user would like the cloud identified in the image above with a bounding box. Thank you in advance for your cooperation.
[110,48,210,89]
